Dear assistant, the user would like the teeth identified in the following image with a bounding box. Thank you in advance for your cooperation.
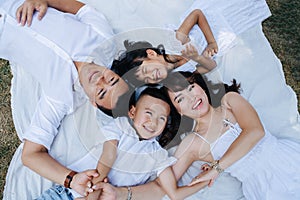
[144,125,154,133]
[193,99,202,109]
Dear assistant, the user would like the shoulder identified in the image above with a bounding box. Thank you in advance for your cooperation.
[221,92,247,109]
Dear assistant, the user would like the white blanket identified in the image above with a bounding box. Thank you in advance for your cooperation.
[3,0,300,199]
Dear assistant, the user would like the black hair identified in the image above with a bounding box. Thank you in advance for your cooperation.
[114,84,181,147]
[163,71,241,107]
[162,71,241,135]
[111,40,178,79]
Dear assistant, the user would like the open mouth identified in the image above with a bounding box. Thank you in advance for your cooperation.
[143,125,155,133]
[192,99,203,110]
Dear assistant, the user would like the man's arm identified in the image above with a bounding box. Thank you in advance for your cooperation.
[16,0,84,26]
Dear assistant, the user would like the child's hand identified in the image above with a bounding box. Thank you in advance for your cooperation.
[201,163,212,171]
[71,170,99,196]
[203,42,218,57]
[176,31,191,45]
[181,43,201,61]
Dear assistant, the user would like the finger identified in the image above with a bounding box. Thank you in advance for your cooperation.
[26,6,34,26]
[92,181,106,190]
[16,6,23,23]
[85,186,94,194]
[103,177,108,183]
[86,181,92,188]
[37,4,47,20]
[208,179,215,187]
[20,7,28,26]
[85,169,99,177]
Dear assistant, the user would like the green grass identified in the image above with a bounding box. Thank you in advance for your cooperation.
[0,0,299,198]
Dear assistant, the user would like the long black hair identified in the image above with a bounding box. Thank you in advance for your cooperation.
[111,40,178,78]
[162,71,241,135]
[163,71,241,107]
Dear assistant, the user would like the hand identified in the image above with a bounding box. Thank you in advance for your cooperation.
[176,31,191,45]
[202,42,218,57]
[201,163,211,171]
[91,181,118,200]
[70,169,99,196]
[16,0,48,26]
[181,43,201,61]
[188,168,219,187]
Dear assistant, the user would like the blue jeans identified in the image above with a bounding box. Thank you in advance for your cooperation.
[35,185,74,200]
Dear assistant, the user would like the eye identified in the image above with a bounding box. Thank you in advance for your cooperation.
[159,116,167,122]
[145,111,152,116]
[188,85,195,91]
[177,97,183,104]
[97,89,106,99]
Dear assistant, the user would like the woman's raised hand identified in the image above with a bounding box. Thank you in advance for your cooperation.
[16,0,48,26]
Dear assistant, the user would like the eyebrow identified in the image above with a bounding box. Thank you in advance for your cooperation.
[173,93,182,102]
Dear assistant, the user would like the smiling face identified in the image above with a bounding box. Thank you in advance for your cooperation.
[79,63,129,110]
[135,59,170,83]
[168,83,210,119]
[134,49,174,84]
[128,95,170,139]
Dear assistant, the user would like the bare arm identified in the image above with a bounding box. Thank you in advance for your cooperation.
[177,9,218,56]
[218,92,265,169]
[16,0,84,26]
[177,9,216,44]
[22,140,99,196]
[191,92,265,185]
[86,140,118,199]
[156,167,208,200]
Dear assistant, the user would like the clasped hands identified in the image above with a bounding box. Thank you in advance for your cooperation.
[189,163,220,187]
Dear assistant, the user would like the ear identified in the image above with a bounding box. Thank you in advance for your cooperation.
[146,49,158,58]
[128,106,136,119]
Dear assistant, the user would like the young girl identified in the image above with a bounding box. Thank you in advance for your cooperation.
[164,71,300,199]
[85,85,209,200]
[111,9,218,85]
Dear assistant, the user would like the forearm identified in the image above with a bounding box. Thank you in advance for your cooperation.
[130,181,165,200]
[219,94,265,170]
[194,9,216,44]
[22,140,71,185]
[46,0,84,14]
[219,128,264,170]
[194,56,217,72]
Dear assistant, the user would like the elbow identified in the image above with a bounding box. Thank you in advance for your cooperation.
[21,148,30,167]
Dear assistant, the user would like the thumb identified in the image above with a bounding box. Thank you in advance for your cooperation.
[84,169,99,177]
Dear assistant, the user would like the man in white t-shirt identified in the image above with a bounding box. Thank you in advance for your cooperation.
[0,0,132,198]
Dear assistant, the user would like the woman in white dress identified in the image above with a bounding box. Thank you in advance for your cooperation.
[163,71,300,200]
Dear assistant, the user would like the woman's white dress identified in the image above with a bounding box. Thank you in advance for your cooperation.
[195,120,300,200]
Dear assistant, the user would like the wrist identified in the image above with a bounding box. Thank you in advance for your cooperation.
[64,170,77,189]
[210,160,224,174]
[116,186,128,200]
